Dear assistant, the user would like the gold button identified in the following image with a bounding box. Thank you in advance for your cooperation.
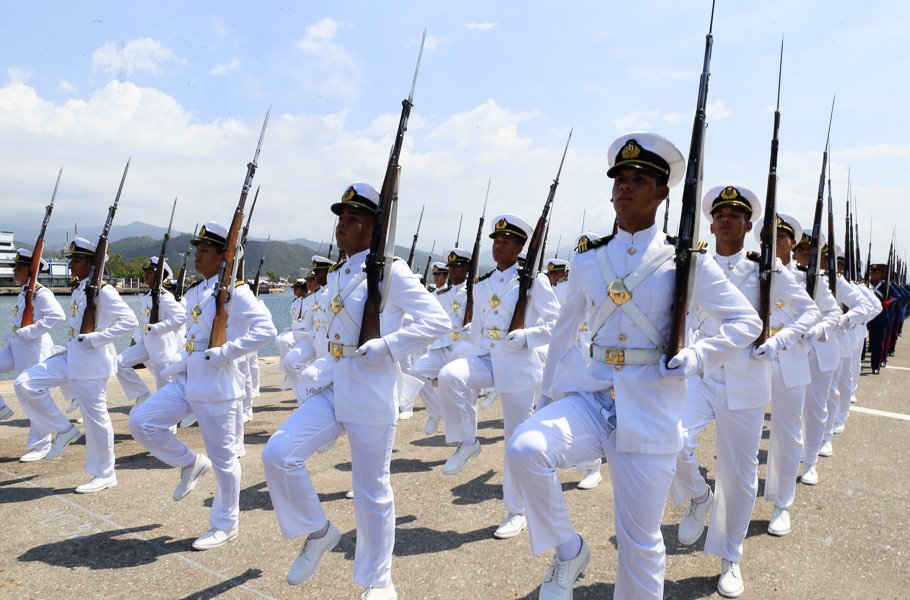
[345,268,350,274]
[618,334,627,342]
[628,247,636,255]
[334,334,340,340]
[775,300,785,309]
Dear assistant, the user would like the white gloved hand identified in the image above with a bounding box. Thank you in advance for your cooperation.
[504,329,528,349]
[160,358,187,380]
[837,313,849,328]
[14,325,35,341]
[752,336,783,361]
[356,338,392,365]
[203,346,231,367]
[146,322,168,336]
[802,323,826,343]
[658,348,700,379]
[283,347,309,372]
[76,332,102,349]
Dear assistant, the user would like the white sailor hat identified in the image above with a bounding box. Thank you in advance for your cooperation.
[293,276,309,287]
[311,255,334,269]
[142,256,174,280]
[545,258,569,273]
[332,183,381,216]
[753,212,802,245]
[702,185,762,224]
[431,261,449,274]
[14,248,49,272]
[65,236,109,261]
[796,230,825,247]
[490,214,533,244]
[607,132,685,188]
[191,222,229,249]
[445,247,471,265]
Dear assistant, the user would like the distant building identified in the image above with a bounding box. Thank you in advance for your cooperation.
[0,231,72,288]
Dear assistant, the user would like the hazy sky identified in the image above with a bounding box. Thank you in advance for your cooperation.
[3,1,907,262]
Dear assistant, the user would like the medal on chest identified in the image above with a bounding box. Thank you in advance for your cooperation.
[145,306,151,317]
[607,279,632,306]
[191,304,202,321]
[489,294,501,309]
[452,300,461,313]
[330,294,344,314]
[71,301,78,316]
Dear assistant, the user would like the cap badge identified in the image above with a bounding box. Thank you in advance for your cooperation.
[720,186,740,200]
[448,252,457,262]
[620,140,642,160]
[342,187,356,202]
[495,218,509,231]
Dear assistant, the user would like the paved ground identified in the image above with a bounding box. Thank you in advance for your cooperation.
[0,338,907,599]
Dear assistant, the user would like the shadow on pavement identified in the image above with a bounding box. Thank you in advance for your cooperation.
[450,469,502,505]
[177,568,265,600]
[18,524,185,569]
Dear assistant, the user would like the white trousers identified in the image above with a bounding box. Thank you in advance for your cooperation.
[508,392,676,599]
[261,390,396,588]
[670,376,764,563]
[1,347,55,451]
[825,358,851,439]
[801,351,836,467]
[834,353,856,426]
[0,347,13,411]
[764,361,808,510]
[410,346,453,420]
[15,354,113,478]
[127,378,242,531]
[438,354,534,515]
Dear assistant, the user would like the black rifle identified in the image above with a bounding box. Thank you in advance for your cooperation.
[455,213,463,247]
[22,167,61,328]
[174,223,197,302]
[843,180,852,282]
[805,97,835,299]
[407,205,425,268]
[756,38,784,347]
[236,185,260,280]
[463,178,491,326]
[252,235,270,297]
[359,31,426,345]
[509,129,572,333]
[210,109,269,350]
[884,228,896,299]
[825,152,837,295]
[80,159,130,335]
[327,217,338,261]
[421,239,436,286]
[853,203,861,282]
[662,194,671,234]
[666,2,716,364]
[149,198,177,325]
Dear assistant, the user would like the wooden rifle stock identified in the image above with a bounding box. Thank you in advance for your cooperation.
[22,167,61,328]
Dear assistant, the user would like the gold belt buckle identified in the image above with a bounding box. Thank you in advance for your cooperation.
[185,341,194,352]
[604,348,625,365]
[488,328,502,340]
[329,342,344,360]
[449,331,460,341]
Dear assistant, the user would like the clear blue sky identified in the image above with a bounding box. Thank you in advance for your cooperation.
[3,1,907,262]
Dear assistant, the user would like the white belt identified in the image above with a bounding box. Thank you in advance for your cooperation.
[185,339,209,352]
[590,344,661,367]
[328,341,358,361]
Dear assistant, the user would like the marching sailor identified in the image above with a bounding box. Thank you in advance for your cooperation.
[261,183,448,599]
[411,247,471,435]
[276,276,311,389]
[436,213,560,540]
[116,256,186,403]
[0,250,66,444]
[506,134,762,599]
[544,258,570,306]
[430,261,449,291]
[127,222,276,549]
[15,237,138,492]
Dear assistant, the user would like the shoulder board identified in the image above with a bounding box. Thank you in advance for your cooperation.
[576,235,613,253]
[435,284,452,295]
[185,279,203,292]
[235,280,248,287]
[329,260,347,273]
[746,251,760,262]
[797,265,808,272]
[475,270,494,283]
[697,240,709,251]
[34,283,44,290]
[98,281,108,288]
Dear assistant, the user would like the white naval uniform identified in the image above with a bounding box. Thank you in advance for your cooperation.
[276,291,316,380]
[234,296,274,455]
[128,275,276,532]
[411,281,468,422]
[116,288,186,401]
[261,250,448,588]
[507,223,761,599]
[15,279,137,478]
[787,265,843,470]
[1,284,66,449]
[833,280,880,427]
[760,263,820,513]
[849,284,882,398]
[437,264,559,516]
[283,288,332,402]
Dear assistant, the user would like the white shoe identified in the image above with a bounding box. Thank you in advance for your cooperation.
[345,489,354,500]
[717,559,744,598]
[800,464,819,485]
[287,522,341,585]
[678,488,714,545]
[192,527,238,550]
[538,538,590,599]
[0,405,13,421]
[75,475,118,494]
[577,468,602,490]
[20,447,50,463]
[768,506,791,536]
[424,417,440,435]
[64,398,79,414]
[398,410,413,420]
[833,422,845,434]
[280,377,292,391]
[493,513,526,539]
[442,440,481,475]
[480,392,498,409]
[173,454,212,501]
[361,583,397,600]
[850,394,857,404]
[818,440,834,457]
[45,426,83,460]
[179,414,197,428]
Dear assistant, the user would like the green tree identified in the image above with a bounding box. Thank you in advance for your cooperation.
[266,270,279,283]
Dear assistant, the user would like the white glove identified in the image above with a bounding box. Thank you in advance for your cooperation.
[802,323,826,343]
[659,348,700,379]
[837,313,849,328]
[204,346,231,367]
[504,329,528,349]
[283,347,310,372]
[160,358,187,379]
[752,336,783,361]
[14,325,35,341]
[146,322,168,336]
[76,332,102,349]
[356,338,392,364]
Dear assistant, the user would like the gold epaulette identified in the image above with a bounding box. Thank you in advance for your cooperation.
[235,280,247,287]
[746,251,760,262]
[435,285,452,295]
[329,260,347,273]
[576,235,612,253]
[697,240,709,251]
[185,279,203,292]
[475,270,494,283]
